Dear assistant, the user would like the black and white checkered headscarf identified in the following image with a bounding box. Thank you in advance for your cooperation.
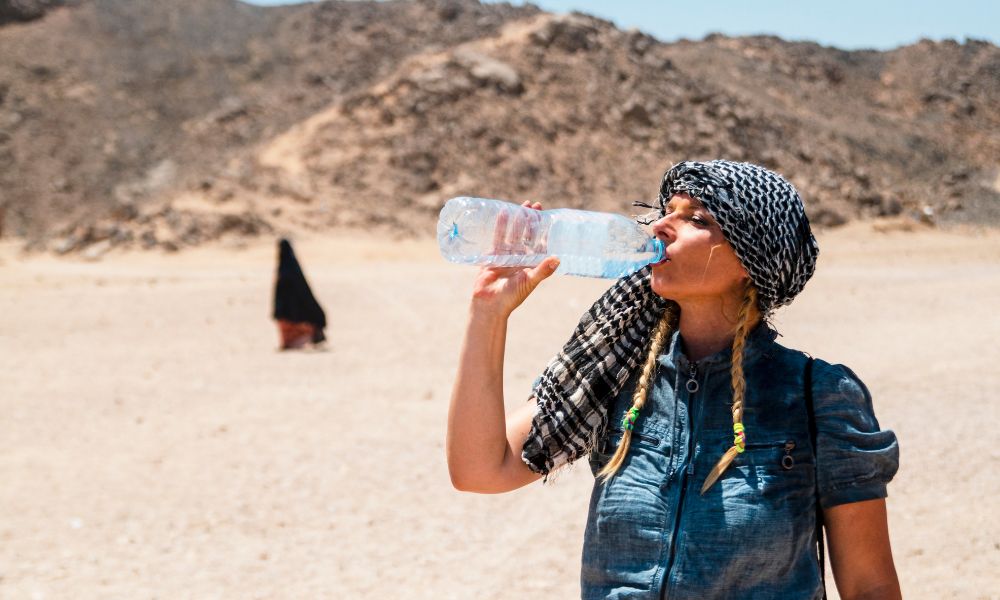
[521,160,820,479]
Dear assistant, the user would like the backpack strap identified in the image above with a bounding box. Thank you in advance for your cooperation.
[803,356,827,600]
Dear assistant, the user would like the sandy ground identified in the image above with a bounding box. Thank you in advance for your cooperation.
[1,222,999,599]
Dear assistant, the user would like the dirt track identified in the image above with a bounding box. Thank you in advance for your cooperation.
[1,223,998,599]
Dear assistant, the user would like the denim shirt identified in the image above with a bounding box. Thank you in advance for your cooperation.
[580,323,900,599]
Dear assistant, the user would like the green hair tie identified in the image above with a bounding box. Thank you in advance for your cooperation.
[621,407,640,431]
[733,422,746,453]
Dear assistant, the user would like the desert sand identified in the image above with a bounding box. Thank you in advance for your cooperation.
[1,222,998,599]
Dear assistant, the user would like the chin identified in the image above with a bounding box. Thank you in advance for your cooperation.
[649,274,675,300]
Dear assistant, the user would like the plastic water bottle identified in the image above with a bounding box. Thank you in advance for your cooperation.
[437,197,665,279]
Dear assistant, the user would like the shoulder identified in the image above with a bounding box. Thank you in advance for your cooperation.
[801,358,900,508]
[809,356,865,385]
[807,357,877,416]
[751,338,810,383]
[761,339,871,401]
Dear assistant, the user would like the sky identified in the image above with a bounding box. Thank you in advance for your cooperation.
[243,0,1000,51]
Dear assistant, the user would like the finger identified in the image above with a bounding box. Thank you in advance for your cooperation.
[509,206,526,254]
[483,264,529,278]
[525,256,560,286]
[527,203,544,248]
[527,207,545,253]
[492,207,509,256]
[474,265,499,287]
[525,207,540,250]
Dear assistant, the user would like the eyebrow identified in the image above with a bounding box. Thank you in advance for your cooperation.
[664,199,705,212]
[663,200,717,226]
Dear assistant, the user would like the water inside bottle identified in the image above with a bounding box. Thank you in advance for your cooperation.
[437,197,664,278]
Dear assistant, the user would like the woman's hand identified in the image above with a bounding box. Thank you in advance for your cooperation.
[470,201,560,318]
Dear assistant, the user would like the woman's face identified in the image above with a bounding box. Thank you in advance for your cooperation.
[648,193,750,303]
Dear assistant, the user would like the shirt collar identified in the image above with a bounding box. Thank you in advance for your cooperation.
[662,320,779,372]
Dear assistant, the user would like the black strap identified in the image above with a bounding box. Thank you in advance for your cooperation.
[803,357,827,599]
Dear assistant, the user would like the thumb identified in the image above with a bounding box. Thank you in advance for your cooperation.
[527,256,560,286]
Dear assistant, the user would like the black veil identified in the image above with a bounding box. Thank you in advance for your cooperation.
[273,239,326,343]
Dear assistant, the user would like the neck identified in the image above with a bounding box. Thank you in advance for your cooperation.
[675,296,760,362]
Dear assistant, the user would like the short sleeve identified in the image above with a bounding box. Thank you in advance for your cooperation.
[811,361,900,509]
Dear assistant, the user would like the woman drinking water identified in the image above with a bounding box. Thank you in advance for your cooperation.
[446,160,901,599]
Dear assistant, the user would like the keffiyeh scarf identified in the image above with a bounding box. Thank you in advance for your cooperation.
[521,160,819,479]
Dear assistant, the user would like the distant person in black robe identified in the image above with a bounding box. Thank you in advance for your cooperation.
[273,239,326,350]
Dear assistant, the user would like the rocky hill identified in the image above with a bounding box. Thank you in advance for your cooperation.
[0,0,997,256]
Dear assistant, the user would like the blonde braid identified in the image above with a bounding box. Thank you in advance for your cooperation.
[596,302,678,482]
[699,285,759,494]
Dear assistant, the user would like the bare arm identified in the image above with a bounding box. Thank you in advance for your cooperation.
[446,201,560,494]
[446,338,543,494]
[825,498,902,600]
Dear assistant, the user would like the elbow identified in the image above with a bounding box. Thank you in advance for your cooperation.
[446,456,484,493]
[449,469,489,494]
[447,462,503,494]
[448,466,474,492]
[841,581,902,600]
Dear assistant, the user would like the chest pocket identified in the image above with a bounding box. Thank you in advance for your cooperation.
[587,427,663,476]
[715,435,815,499]
[583,427,673,586]
[735,438,810,471]
[671,436,817,590]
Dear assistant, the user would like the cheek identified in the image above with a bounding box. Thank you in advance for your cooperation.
[653,237,746,293]
[682,236,729,273]
[702,243,745,276]
[709,251,750,290]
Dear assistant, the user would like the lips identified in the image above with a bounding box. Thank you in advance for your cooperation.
[653,246,671,266]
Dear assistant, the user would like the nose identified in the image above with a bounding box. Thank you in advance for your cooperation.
[650,215,675,243]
